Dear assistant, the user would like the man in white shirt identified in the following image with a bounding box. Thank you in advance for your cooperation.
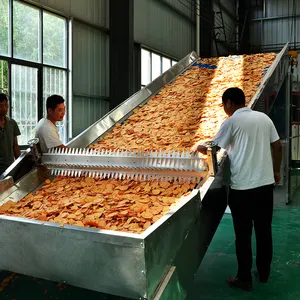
[193,87,282,291]
[35,95,68,153]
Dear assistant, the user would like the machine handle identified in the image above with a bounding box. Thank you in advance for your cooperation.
[27,138,39,147]
[202,140,218,148]
[204,140,218,176]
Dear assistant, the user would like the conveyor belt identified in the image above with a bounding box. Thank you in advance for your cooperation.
[0,44,291,300]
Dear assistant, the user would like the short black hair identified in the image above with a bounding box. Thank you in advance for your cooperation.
[222,87,245,106]
[46,95,65,111]
[0,93,8,103]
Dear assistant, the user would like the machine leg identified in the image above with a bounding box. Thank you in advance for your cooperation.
[152,266,177,300]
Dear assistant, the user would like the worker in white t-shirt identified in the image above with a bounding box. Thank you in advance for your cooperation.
[35,95,68,153]
[192,87,282,291]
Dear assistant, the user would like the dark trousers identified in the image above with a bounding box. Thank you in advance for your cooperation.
[229,184,273,282]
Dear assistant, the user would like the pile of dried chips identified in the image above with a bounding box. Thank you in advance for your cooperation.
[0,177,195,234]
[0,52,277,233]
[90,53,276,153]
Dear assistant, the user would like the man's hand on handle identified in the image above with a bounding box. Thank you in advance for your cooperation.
[191,142,208,155]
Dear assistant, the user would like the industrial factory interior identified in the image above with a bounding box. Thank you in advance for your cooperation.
[0,0,300,299]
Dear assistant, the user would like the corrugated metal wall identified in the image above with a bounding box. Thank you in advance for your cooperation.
[72,21,110,137]
[30,0,108,27]
[134,0,195,59]
[250,0,300,79]
[250,0,299,52]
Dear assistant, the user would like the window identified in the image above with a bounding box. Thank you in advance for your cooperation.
[43,67,67,142]
[13,1,40,62]
[43,12,67,68]
[0,0,68,145]
[141,48,178,89]
[11,65,38,145]
[162,57,171,73]
[151,53,161,81]
[141,49,151,86]
[0,0,9,56]
[0,60,8,94]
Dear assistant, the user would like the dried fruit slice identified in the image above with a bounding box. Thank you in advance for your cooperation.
[143,221,151,230]
[141,211,153,220]
[152,189,161,195]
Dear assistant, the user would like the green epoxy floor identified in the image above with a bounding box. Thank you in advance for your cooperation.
[187,206,300,300]
[1,195,300,299]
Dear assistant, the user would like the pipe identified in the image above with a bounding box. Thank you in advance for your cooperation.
[252,14,300,22]
[68,18,73,140]
[196,0,200,55]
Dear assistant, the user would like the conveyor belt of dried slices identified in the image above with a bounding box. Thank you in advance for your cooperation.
[0,45,287,235]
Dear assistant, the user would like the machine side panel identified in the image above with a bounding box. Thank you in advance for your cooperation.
[0,166,50,203]
[0,218,146,299]
[143,190,201,299]
[250,42,290,113]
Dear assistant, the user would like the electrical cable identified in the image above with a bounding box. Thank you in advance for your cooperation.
[186,0,235,31]
[178,0,235,34]
[290,0,296,48]
[196,0,235,34]
[214,16,234,34]
[177,0,214,25]
[177,0,237,52]
[289,0,292,43]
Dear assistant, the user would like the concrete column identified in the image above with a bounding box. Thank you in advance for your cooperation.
[109,0,134,109]
[199,0,214,58]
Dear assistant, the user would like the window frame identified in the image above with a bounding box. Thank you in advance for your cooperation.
[0,0,69,146]
[141,47,178,89]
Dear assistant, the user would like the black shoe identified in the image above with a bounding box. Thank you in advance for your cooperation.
[254,270,268,283]
[227,276,253,291]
